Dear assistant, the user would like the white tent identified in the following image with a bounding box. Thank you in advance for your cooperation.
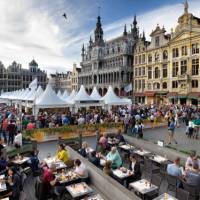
[61,90,69,100]
[101,85,132,106]
[19,88,30,100]
[24,89,37,101]
[35,86,44,99]
[57,90,62,98]
[74,85,92,102]
[90,87,102,101]
[64,90,77,104]
[35,84,67,108]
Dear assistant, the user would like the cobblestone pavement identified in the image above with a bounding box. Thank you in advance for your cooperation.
[143,123,200,155]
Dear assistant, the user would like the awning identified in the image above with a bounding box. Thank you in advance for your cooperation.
[187,92,200,100]
[134,93,145,97]
[167,92,178,98]
[145,91,155,97]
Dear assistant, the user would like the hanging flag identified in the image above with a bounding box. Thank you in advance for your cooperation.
[29,78,38,90]
[124,83,132,93]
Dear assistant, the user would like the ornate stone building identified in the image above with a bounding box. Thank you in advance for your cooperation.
[49,71,72,93]
[0,60,47,92]
[79,15,139,97]
[71,63,81,91]
[133,1,200,106]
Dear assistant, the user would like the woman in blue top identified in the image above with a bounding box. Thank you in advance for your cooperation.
[106,147,122,169]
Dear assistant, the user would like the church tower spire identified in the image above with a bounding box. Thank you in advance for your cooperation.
[131,14,139,40]
[94,13,104,46]
[123,24,127,36]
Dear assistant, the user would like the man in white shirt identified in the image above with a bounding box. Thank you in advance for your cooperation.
[14,131,22,147]
[74,159,88,178]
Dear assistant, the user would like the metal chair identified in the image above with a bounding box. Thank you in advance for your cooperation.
[166,174,178,194]
[144,157,159,180]
[176,188,189,200]
[182,180,200,200]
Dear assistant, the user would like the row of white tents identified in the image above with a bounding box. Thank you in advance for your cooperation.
[0,84,132,114]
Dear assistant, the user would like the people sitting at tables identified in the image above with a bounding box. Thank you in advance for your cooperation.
[98,133,109,153]
[167,157,182,177]
[56,144,69,163]
[74,159,88,178]
[106,147,122,169]
[88,151,100,166]
[0,153,7,175]
[185,151,200,170]
[115,129,125,144]
[103,160,113,176]
[78,141,88,158]
[125,154,141,188]
[14,131,22,148]
[185,162,200,186]
[6,166,21,200]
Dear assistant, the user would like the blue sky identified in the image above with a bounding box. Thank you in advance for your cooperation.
[0,0,199,74]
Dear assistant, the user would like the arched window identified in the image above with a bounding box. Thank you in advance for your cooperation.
[163,50,168,60]
[153,82,160,90]
[154,67,160,78]
[155,52,159,62]
[162,82,167,89]
[148,54,152,63]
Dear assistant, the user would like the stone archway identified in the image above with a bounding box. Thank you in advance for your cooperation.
[120,87,125,96]
[99,88,103,96]
[114,88,119,96]
[89,88,92,95]
[103,88,108,95]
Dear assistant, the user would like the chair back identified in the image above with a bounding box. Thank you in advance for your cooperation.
[166,174,178,193]
[182,180,200,200]
[151,174,162,190]
[144,157,153,172]
[176,188,189,200]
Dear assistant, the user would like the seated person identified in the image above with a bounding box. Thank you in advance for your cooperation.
[185,162,200,186]
[74,159,88,178]
[78,142,88,158]
[98,133,109,153]
[28,150,40,173]
[6,166,21,200]
[0,153,7,175]
[106,147,122,169]
[56,144,69,163]
[103,160,113,176]
[167,157,182,177]
[88,151,100,166]
[125,154,141,188]
[185,151,200,169]
[115,129,125,144]
[14,131,22,148]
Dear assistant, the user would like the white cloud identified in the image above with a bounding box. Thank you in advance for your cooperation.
[0,0,199,74]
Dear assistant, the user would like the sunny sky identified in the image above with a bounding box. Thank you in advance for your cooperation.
[0,0,200,74]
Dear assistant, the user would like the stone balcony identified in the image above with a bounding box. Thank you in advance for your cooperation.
[177,74,190,81]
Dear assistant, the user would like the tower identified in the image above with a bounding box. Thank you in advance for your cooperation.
[81,44,85,61]
[94,15,104,46]
[123,24,127,36]
[131,15,139,40]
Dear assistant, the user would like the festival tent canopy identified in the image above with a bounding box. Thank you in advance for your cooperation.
[61,90,69,100]
[24,89,37,101]
[74,85,93,102]
[101,85,132,106]
[64,90,77,104]
[35,84,67,108]
[57,90,62,99]
[90,87,102,101]
[35,86,44,99]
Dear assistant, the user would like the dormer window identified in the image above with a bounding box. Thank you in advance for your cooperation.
[155,36,160,47]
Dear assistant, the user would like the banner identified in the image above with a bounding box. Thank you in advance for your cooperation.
[29,78,38,90]
[124,83,132,93]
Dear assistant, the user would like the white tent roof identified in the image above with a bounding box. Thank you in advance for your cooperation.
[74,85,92,102]
[24,89,37,101]
[61,90,69,100]
[57,90,62,98]
[35,84,67,108]
[90,87,102,101]
[101,85,132,105]
[19,89,30,100]
[35,86,44,98]
[64,90,77,104]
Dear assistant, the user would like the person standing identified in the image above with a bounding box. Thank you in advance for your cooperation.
[7,120,16,145]
[168,117,177,145]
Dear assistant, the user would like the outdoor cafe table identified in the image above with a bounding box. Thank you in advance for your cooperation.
[44,157,67,170]
[55,170,81,185]
[149,155,168,164]
[112,168,133,184]
[129,179,158,200]
[133,149,151,157]
[86,147,94,154]
[82,194,104,200]
[12,156,30,165]
[118,144,135,151]
[66,182,93,199]
[153,193,178,200]
[0,175,7,193]
[108,138,119,146]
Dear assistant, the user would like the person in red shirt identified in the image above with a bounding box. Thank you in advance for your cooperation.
[2,118,8,143]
